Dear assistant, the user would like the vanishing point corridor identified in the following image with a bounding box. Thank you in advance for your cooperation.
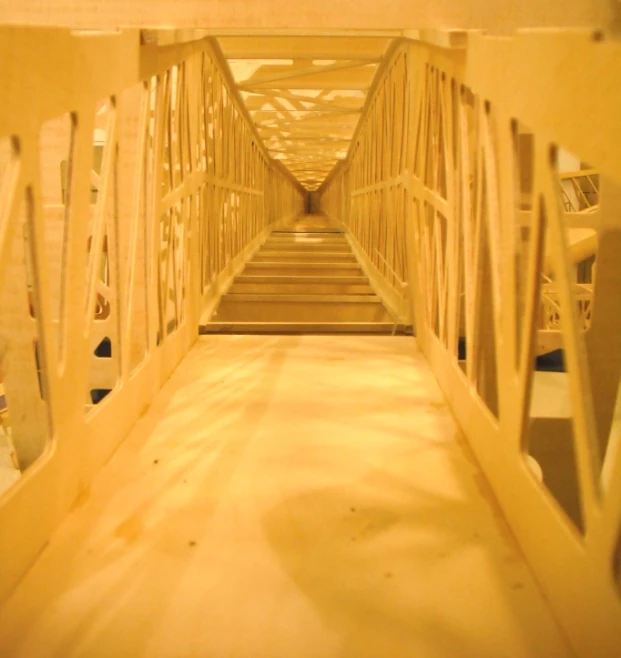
[0,7,620,658]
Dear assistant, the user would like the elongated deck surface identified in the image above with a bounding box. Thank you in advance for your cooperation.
[0,336,572,658]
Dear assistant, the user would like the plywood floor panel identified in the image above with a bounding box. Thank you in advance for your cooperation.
[0,336,573,658]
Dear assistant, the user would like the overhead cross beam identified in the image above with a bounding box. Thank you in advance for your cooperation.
[220,35,391,189]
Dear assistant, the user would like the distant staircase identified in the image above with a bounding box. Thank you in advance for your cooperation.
[200,216,405,334]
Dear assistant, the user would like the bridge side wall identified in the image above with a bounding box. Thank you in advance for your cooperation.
[322,31,621,657]
[0,28,302,602]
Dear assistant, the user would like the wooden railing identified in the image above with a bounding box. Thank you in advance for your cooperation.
[321,44,410,324]
[560,168,599,212]
[321,31,621,657]
[0,27,302,603]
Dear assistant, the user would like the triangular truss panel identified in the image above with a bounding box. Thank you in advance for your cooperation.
[218,37,392,190]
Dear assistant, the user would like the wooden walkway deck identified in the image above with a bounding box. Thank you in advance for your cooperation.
[0,336,573,657]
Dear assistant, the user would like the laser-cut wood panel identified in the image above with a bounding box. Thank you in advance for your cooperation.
[0,27,302,603]
[321,43,411,322]
[321,30,621,658]
[0,0,614,31]
[219,37,391,191]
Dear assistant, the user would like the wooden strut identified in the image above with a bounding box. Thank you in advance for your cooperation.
[321,29,621,658]
[0,27,303,606]
[0,21,620,658]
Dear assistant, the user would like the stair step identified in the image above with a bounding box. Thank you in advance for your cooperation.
[243,262,363,276]
[202,217,400,334]
[267,232,346,239]
[264,241,348,250]
[249,254,358,267]
[222,293,380,303]
[270,229,345,236]
[200,322,407,335]
[252,253,356,264]
[257,243,354,258]
[229,282,375,295]
[265,241,348,249]
[214,297,392,323]
[246,262,360,269]
[263,241,350,252]
[234,275,369,285]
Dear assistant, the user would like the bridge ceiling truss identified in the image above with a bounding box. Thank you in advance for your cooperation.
[218,36,392,191]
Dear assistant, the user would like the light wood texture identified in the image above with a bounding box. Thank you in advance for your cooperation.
[321,46,410,317]
[219,38,391,191]
[200,321,406,334]
[321,30,621,657]
[0,27,302,603]
[2,20,621,658]
[204,214,397,330]
[0,1,614,30]
[0,335,573,658]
